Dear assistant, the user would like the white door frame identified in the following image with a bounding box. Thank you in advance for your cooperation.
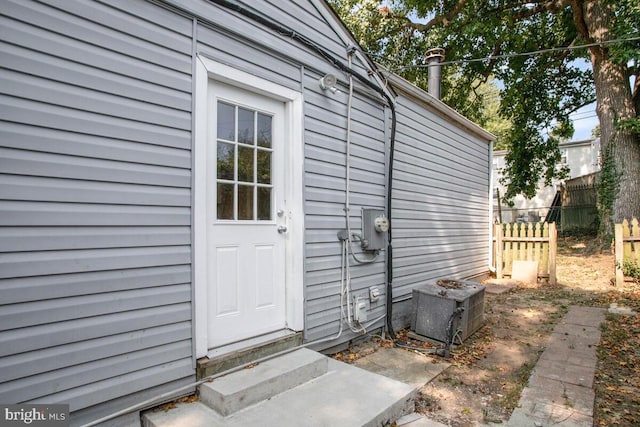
[194,56,305,358]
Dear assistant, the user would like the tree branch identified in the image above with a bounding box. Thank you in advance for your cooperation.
[404,0,573,39]
[557,37,578,63]
[566,98,596,115]
[569,0,591,39]
[483,0,542,19]
[402,0,467,32]
[482,0,571,22]
[480,42,503,81]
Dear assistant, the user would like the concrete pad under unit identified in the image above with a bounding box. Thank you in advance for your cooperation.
[353,347,450,389]
[483,278,521,294]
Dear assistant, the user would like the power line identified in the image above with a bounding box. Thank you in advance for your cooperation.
[570,109,597,118]
[397,36,640,69]
[572,114,598,122]
[570,112,597,119]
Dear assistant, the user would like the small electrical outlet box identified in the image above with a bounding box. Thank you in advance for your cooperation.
[354,296,368,323]
[369,286,381,303]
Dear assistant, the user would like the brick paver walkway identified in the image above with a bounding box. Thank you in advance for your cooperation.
[508,306,606,427]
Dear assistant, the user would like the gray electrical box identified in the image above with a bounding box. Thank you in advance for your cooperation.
[361,208,389,251]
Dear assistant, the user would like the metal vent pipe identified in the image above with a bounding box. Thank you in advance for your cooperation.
[425,48,445,99]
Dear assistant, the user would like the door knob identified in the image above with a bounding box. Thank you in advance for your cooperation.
[277,225,288,234]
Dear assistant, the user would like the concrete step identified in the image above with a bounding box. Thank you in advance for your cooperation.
[142,352,417,427]
[199,348,327,416]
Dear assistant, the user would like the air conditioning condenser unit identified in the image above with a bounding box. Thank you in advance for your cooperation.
[410,279,485,344]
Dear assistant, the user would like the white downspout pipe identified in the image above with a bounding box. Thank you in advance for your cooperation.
[488,141,496,273]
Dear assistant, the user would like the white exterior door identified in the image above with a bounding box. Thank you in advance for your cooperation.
[207,81,287,348]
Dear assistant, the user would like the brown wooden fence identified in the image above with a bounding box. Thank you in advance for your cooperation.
[615,218,640,286]
[494,222,557,285]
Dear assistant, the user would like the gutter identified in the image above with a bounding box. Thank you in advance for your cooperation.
[382,69,495,142]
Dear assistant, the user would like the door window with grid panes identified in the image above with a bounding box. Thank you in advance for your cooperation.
[216,101,273,221]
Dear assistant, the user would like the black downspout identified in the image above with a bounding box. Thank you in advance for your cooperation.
[385,99,397,340]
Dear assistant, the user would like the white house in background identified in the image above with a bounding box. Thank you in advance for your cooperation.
[492,138,601,223]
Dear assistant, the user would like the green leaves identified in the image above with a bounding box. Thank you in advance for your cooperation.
[330,1,590,196]
[329,0,639,219]
[607,0,640,64]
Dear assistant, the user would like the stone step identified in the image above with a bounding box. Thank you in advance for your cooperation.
[198,347,327,416]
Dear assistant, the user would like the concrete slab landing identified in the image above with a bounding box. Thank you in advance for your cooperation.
[483,279,521,294]
[353,347,449,389]
[142,349,417,427]
[353,346,450,427]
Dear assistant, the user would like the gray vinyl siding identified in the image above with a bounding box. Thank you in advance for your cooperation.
[179,0,359,77]
[303,73,388,342]
[2,0,491,424]
[392,93,491,302]
[1,0,387,423]
[0,0,194,424]
[189,0,388,344]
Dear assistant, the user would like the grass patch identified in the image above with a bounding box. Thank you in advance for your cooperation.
[496,361,536,411]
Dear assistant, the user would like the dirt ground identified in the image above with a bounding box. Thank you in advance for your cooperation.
[417,237,621,426]
[333,237,640,426]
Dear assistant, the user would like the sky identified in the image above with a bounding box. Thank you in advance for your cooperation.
[567,59,599,141]
[569,102,599,140]
[568,64,636,141]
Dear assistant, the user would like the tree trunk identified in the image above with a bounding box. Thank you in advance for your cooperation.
[580,0,640,237]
